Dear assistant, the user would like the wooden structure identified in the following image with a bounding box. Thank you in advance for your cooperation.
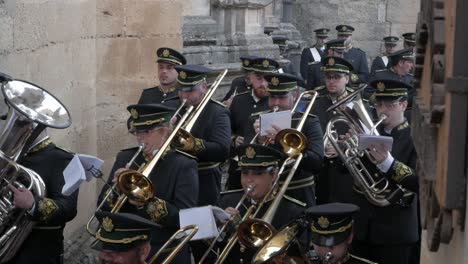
[412,0,468,251]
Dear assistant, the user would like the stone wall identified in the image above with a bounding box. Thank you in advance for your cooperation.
[0,0,183,249]
[293,0,420,63]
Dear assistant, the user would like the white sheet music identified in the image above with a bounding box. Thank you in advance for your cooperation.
[179,206,230,241]
[358,135,393,152]
[62,153,104,195]
[260,110,291,136]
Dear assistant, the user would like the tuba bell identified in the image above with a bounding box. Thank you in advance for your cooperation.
[0,76,72,262]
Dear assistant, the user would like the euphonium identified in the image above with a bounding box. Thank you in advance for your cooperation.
[324,86,410,207]
[0,77,72,262]
[172,69,228,152]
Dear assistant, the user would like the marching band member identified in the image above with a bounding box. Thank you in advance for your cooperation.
[99,104,198,264]
[307,203,375,264]
[351,79,418,264]
[226,57,278,190]
[300,28,330,89]
[370,36,399,76]
[217,144,306,263]
[138,47,186,104]
[221,55,258,106]
[7,130,79,264]
[92,211,160,264]
[252,72,324,207]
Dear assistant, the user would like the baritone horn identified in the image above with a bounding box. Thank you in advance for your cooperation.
[324,86,410,207]
[172,69,228,152]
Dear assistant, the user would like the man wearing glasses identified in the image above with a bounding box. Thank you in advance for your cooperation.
[351,79,419,264]
[99,104,198,264]
[311,56,361,205]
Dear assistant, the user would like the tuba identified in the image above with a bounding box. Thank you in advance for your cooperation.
[0,76,72,262]
[324,86,411,207]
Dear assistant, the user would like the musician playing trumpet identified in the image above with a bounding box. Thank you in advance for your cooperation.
[98,104,198,264]
[216,144,306,263]
[251,73,324,207]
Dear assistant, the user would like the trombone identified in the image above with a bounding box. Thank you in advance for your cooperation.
[198,186,254,263]
[172,69,228,152]
[86,144,144,236]
[215,91,318,263]
[148,225,199,264]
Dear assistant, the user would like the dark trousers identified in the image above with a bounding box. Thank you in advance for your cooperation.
[352,240,414,264]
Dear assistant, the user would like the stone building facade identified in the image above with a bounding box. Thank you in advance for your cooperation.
[0,0,421,262]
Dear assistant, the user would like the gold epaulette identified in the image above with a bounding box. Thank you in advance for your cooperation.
[346,86,355,93]
[251,110,271,117]
[220,189,244,195]
[175,149,198,160]
[350,254,378,264]
[283,195,306,207]
[210,98,227,107]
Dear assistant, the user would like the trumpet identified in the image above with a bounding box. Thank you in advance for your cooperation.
[172,69,228,152]
[86,144,144,236]
[148,225,199,264]
[215,91,318,263]
[198,185,254,263]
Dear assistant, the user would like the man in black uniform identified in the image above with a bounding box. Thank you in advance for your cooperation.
[217,144,306,263]
[92,211,161,264]
[138,47,186,104]
[351,79,418,264]
[402,32,417,51]
[307,203,376,264]
[311,56,358,205]
[370,36,399,76]
[367,48,415,120]
[101,104,199,264]
[226,57,278,189]
[251,72,324,206]
[336,25,369,85]
[221,55,258,106]
[8,130,79,264]
[169,64,231,206]
[300,28,330,89]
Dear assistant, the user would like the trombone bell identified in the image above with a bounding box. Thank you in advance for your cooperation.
[117,169,154,203]
[237,219,275,248]
[276,129,308,158]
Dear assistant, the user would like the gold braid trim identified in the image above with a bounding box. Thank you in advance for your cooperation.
[38,198,59,221]
[95,229,148,244]
[146,198,168,223]
[310,222,353,234]
[29,139,52,153]
[392,160,412,182]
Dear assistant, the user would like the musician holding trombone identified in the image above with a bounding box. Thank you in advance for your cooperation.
[99,104,199,264]
[216,144,306,263]
[251,73,324,207]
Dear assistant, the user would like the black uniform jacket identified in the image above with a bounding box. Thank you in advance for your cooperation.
[344,47,369,84]
[166,98,231,206]
[100,147,198,264]
[300,46,325,89]
[9,141,78,264]
[227,92,269,189]
[138,85,178,104]
[216,189,306,263]
[244,109,324,206]
[311,253,377,264]
[222,76,250,102]
[352,120,419,244]
[370,56,387,77]
[311,86,362,204]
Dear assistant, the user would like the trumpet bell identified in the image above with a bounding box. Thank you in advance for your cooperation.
[276,129,308,158]
[237,219,276,248]
[171,128,194,152]
[117,169,154,203]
